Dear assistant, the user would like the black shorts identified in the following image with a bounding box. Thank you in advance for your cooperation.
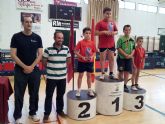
[117,57,132,72]
[77,61,94,73]
[99,47,116,52]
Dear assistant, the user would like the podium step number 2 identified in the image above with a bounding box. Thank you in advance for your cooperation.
[67,90,96,120]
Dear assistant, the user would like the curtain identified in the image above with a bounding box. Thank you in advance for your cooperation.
[87,0,119,27]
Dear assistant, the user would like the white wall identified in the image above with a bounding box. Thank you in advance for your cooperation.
[0,0,165,49]
[118,8,165,36]
[0,0,88,49]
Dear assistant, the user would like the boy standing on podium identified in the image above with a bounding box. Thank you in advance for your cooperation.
[74,27,96,97]
[117,25,135,92]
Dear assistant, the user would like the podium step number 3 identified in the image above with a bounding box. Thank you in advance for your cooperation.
[123,86,146,111]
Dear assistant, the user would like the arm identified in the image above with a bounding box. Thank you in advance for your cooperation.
[10,48,27,69]
[117,48,129,58]
[42,57,48,67]
[111,31,118,36]
[31,48,43,68]
[67,57,71,65]
[74,50,87,61]
[95,30,110,36]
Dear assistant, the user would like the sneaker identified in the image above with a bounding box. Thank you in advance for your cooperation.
[131,85,138,91]
[57,111,67,118]
[109,73,115,79]
[15,118,22,124]
[124,85,129,92]
[29,115,40,122]
[135,84,142,90]
[76,90,81,97]
[99,73,105,80]
[43,115,51,123]
[88,90,95,97]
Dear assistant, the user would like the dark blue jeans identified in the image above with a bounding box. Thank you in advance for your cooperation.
[44,78,66,116]
[13,66,41,120]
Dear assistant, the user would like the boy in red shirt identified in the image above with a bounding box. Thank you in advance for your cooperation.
[131,37,145,90]
[74,27,96,97]
[95,7,118,79]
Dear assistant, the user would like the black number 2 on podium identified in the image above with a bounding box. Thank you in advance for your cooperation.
[135,95,144,109]
[78,102,90,118]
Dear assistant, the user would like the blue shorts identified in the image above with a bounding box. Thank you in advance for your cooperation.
[117,57,132,72]
[77,61,94,73]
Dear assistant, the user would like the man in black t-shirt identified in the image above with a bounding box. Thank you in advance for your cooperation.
[10,16,43,124]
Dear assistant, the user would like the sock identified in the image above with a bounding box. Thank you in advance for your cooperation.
[110,72,113,75]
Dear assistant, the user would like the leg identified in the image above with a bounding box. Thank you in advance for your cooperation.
[28,67,41,116]
[44,79,56,116]
[135,69,140,84]
[56,79,66,113]
[100,50,107,74]
[77,72,84,90]
[118,71,124,80]
[107,50,114,76]
[124,71,129,85]
[13,67,27,120]
[87,72,95,96]
[131,67,137,86]
[86,72,91,89]
[117,57,124,80]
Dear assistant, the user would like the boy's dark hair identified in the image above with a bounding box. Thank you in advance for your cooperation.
[54,31,63,38]
[123,24,131,31]
[83,27,91,34]
[21,15,32,23]
[103,7,111,13]
[136,36,143,42]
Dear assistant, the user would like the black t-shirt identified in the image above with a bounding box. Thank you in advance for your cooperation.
[10,32,43,66]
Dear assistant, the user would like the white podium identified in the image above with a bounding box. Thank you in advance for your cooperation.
[67,90,96,120]
[96,75,124,115]
[123,86,146,111]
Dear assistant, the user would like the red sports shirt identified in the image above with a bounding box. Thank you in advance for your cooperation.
[95,19,118,48]
[134,47,145,69]
[75,39,96,62]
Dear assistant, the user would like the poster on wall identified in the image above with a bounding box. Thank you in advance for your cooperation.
[21,12,41,34]
[52,20,79,28]
[54,0,77,6]
[16,0,43,11]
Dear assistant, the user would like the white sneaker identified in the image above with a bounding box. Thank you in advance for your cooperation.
[88,90,95,97]
[76,90,81,97]
[29,115,40,122]
[99,74,105,80]
[131,85,138,91]
[15,118,22,124]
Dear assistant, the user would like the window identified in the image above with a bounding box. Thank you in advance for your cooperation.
[137,4,157,13]
[84,0,88,4]
[66,0,80,3]
[119,0,124,8]
[159,7,165,14]
[137,4,148,11]
[119,0,135,10]
[125,2,135,10]
[148,5,157,13]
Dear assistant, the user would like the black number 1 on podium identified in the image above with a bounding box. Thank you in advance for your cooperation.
[112,97,119,112]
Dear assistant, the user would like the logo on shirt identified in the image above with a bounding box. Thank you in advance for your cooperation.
[31,39,38,43]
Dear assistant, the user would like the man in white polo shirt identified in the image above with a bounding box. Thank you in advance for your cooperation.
[42,31,71,122]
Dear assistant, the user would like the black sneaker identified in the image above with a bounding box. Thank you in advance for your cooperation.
[135,84,142,90]
[109,73,115,79]
[124,85,129,92]
[43,115,51,123]
[57,111,67,118]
